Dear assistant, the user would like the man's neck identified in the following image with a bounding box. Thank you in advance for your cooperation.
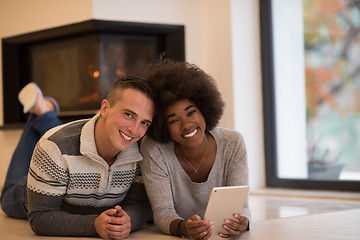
[94,116,119,165]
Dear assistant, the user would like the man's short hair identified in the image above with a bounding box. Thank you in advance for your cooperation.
[106,76,154,106]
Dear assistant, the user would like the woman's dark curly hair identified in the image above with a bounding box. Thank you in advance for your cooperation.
[145,59,224,143]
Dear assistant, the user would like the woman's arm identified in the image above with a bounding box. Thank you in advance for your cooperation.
[140,140,180,235]
[219,131,251,237]
[224,132,252,222]
[170,215,213,240]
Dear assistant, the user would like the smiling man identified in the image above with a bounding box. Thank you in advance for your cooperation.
[25,76,154,239]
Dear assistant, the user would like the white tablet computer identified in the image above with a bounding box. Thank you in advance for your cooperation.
[204,186,249,239]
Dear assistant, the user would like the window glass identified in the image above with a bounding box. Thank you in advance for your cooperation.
[272,0,360,181]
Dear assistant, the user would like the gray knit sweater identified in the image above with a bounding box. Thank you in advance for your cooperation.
[27,114,152,236]
[140,127,251,235]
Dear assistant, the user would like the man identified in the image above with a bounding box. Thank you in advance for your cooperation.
[1,77,154,239]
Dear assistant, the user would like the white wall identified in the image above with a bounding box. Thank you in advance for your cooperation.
[0,0,265,190]
[231,0,265,188]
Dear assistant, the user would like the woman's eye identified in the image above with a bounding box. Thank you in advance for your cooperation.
[188,110,196,116]
[168,119,178,125]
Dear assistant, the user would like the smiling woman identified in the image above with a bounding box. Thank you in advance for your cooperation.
[165,100,209,176]
[140,60,252,240]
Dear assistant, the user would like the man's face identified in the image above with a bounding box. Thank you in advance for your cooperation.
[100,88,154,153]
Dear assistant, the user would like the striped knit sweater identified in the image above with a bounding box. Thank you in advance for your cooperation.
[26,114,152,236]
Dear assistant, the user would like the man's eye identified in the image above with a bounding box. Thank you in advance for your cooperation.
[142,121,150,127]
[124,113,134,120]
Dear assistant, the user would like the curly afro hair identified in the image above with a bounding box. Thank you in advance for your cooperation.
[145,60,224,143]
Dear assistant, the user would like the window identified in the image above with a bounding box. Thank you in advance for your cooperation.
[260,0,360,191]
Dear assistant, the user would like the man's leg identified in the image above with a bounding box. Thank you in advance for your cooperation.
[0,106,61,219]
[1,82,62,219]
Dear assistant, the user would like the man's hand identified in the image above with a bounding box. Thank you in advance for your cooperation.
[94,205,131,240]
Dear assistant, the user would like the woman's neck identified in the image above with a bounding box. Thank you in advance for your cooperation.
[175,133,216,183]
[177,133,209,161]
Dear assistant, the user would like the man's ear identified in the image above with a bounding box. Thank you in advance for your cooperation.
[100,99,110,117]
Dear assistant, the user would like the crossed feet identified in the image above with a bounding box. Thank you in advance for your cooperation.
[18,82,60,116]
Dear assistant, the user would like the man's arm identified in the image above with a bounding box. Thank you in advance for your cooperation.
[27,141,100,237]
[27,189,98,236]
[120,181,153,232]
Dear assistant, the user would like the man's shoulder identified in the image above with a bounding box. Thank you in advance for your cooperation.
[43,119,89,156]
[50,119,88,139]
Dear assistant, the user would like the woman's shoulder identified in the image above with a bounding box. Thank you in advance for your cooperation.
[210,127,243,142]
[140,135,157,151]
[140,135,172,153]
[140,135,156,146]
[210,127,245,153]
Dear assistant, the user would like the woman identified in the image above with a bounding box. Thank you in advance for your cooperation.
[140,60,251,239]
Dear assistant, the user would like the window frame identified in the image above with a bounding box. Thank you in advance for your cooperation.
[259,0,360,191]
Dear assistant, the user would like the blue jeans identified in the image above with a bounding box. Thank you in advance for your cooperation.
[0,111,62,219]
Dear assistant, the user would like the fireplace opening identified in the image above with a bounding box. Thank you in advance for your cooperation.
[2,20,185,127]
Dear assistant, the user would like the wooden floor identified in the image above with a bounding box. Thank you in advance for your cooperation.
[1,188,360,239]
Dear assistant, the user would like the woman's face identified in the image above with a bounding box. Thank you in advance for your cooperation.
[165,99,206,148]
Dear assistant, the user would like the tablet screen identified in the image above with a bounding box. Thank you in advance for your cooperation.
[204,186,249,239]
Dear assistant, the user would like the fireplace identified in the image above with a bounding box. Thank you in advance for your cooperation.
[2,20,185,126]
